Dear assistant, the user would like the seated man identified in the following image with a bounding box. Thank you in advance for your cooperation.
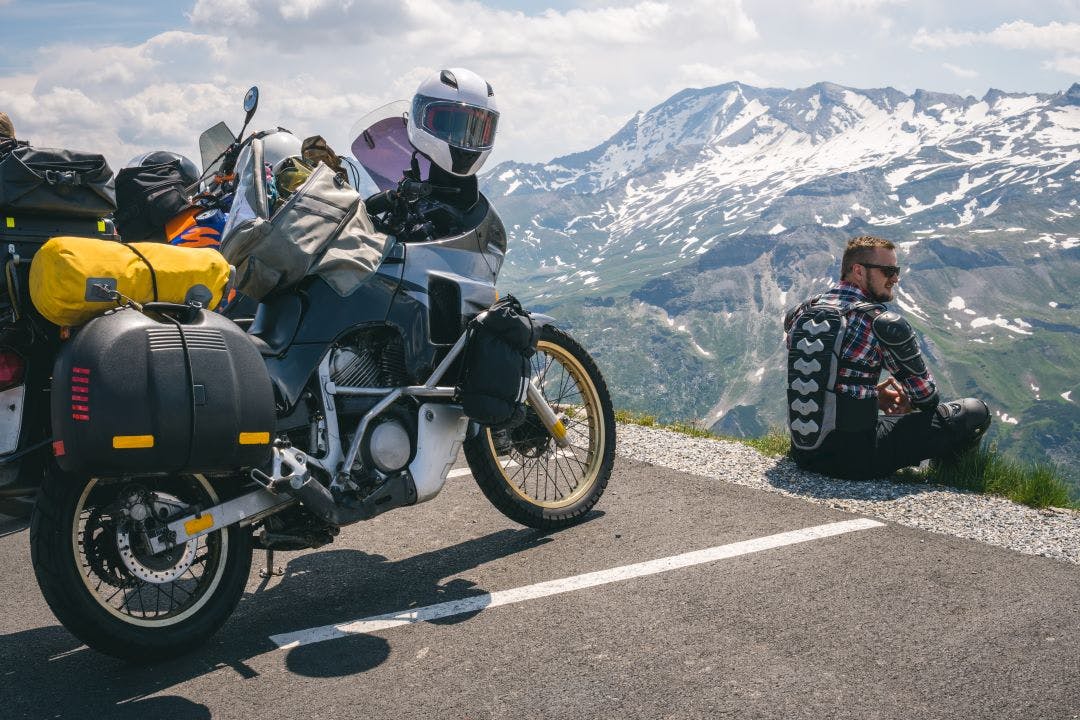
[783,235,991,479]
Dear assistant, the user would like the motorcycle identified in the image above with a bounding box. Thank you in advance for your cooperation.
[25,88,617,659]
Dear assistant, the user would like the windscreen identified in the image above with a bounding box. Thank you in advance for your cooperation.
[348,101,429,192]
[198,122,235,175]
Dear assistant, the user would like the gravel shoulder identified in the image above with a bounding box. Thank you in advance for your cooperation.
[616,423,1080,566]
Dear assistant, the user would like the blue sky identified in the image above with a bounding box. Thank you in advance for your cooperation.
[3,0,1080,170]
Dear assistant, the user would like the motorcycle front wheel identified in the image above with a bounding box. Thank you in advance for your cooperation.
[464,325,615,530]
[30,469,252,660]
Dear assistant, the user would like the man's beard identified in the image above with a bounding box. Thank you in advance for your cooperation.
[869,285,893,302]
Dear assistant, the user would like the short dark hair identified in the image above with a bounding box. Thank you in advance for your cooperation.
[841,235,895,279]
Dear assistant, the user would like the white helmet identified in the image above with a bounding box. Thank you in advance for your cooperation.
[259,129,303,169]
[407,68,499,177]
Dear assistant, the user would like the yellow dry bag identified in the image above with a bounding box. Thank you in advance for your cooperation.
[29,236,232,327]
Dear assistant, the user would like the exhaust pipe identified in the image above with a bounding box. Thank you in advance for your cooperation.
[262,444,417,527]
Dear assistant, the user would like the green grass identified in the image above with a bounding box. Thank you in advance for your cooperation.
[614,409,1077,510]
[738,427,792,457]
[614,409,716,438]
[614,409,657,426]
[909,445,1076,510]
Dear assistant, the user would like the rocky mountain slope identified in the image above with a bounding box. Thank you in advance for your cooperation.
[481,81,1080,494]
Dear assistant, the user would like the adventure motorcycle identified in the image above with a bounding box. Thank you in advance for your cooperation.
[21,89,616,659]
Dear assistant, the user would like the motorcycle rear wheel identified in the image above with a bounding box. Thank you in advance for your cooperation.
[30,468,252,660]
[464,326,615,530]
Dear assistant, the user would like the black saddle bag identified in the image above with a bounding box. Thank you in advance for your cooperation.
[114,160,192,242]
[459,295,539,429]
[0,145,116,217]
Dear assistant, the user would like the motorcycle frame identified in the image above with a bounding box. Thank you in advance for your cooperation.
[146,319,563,553]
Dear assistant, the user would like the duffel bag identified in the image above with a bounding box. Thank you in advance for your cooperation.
[114,160,193,242]
[0,146,116,217]
[459,295,539,428]
[219,134,389,301]
[28,236,232,326]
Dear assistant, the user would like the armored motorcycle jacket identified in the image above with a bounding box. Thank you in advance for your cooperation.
[783,282,938,451]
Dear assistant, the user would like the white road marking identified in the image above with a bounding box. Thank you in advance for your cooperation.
[269,518,884,650]
[446,467,472,479]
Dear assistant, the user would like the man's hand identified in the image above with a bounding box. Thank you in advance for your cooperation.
[877,377,913,415]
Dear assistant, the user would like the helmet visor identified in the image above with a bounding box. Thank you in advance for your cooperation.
[412,96,498,151]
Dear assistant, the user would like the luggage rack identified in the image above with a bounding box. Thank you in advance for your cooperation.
[2,215,118,321]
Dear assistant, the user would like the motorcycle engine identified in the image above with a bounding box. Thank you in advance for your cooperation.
[366,418,412,472]
[329,331,414,475]
[329,332,407,389]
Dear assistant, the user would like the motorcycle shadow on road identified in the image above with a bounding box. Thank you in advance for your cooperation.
[0,514,29,538]
[3,516,602,718]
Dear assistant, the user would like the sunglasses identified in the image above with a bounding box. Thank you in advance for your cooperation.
[858,262,901,278]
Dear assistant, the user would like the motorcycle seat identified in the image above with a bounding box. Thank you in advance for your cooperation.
[246,293,302,357]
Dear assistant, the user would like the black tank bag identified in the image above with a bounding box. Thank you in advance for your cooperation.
[114,160,192,242]
[459,295,539,429]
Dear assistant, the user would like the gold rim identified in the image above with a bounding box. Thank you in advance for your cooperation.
[484,338,605,509]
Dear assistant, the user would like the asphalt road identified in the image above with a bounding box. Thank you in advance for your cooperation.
[1,457,1077,720]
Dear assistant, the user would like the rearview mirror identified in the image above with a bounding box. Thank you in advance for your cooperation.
[243,86,259,117]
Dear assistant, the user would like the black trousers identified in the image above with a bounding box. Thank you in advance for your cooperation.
[793,406,968,480]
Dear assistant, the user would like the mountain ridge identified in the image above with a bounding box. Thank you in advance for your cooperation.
[481,79,1080,496]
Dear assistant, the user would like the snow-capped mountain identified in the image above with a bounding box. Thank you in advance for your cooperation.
[481,81,1080,492]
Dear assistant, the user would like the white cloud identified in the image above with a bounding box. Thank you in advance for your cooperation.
[810,0,908,12]
[1043,55,1080,75]
[913,21,1080,51]
[942,62,978,78]
[4,0,760,169]
[4,1,1077,174]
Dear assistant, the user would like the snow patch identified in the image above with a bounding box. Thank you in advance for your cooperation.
[970,316,1032,335]
[768,223,786,235]
[691,341,713,358]
[895,287,928,320]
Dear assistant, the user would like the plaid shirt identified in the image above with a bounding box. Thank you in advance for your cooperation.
[785,281,937,404]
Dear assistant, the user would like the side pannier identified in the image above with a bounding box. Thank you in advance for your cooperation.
[51,306,275,475]
[459,295,539,428]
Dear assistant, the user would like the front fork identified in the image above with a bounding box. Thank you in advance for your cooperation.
[526,380,569,448]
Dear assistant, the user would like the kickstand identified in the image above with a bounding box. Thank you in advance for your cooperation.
[259,548,284,578]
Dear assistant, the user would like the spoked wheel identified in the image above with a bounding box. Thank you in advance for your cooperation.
[30,469,252,660]
[464,325,615,529]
